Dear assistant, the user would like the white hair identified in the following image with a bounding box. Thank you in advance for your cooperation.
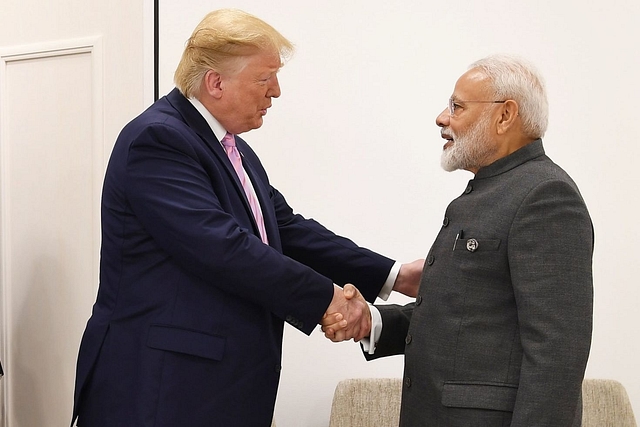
[470,54,549,139]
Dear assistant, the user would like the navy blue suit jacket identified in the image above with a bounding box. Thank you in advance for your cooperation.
[72,88,394,427]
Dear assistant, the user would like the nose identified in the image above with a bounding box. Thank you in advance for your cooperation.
[436,108,449,128]
[268,74,281,98]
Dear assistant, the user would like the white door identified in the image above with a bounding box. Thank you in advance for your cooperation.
[0,1,152,425]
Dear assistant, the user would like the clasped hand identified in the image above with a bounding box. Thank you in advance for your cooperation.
[321,284,371,343]
[320,259,425,343]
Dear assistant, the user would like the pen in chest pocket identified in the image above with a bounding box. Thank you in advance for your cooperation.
[453,229,464,251]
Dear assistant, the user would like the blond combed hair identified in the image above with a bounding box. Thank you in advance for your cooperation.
[174,9,294,98]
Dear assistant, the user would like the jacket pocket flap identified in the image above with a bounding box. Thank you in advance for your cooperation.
[454,238,501,251]
[442,382,517,412]
[147,324,225,361]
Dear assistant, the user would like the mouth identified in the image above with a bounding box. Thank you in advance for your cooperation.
[441,132,454,150]
[260,105,271,116]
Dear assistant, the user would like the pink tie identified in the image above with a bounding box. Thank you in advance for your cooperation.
[221,133,269,244]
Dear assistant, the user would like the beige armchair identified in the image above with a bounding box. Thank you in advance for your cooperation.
[328,378,401,427]
[582,379,637,427]
[328,378,637,427]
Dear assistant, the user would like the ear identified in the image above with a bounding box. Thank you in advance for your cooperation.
[496,100,519,135]
[202,70,224,99]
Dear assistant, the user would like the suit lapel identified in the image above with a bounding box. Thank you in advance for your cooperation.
[165,88,279,248]
[165,89,226,155]
[166,90,249,209]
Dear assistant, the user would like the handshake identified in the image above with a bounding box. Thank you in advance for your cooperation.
[319,259,425,343]
[320,284,371,343]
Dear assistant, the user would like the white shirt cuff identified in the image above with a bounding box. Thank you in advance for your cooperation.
[360,304,382,355]
[377,261,400,301]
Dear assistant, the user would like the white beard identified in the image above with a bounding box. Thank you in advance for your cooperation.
[441,112,496,172]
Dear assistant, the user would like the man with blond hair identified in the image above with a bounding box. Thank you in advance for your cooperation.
[324,54,594,426]
[72,9,422,427]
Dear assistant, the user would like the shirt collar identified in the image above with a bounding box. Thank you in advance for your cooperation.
[187,97,227,144]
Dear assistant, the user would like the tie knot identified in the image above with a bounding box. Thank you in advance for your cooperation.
[221,132,236,148]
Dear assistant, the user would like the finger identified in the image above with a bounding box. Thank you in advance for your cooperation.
[324,327,335,339]
[343,284,356,300]
[321,319,347,333]
[320,312,343,327]
[333,329,347,342]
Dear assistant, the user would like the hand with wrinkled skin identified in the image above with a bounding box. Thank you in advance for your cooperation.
[322,284,371,342]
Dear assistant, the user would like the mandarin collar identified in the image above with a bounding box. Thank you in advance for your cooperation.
[474,139,545,180]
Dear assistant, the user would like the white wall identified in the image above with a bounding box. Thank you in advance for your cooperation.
[158,2,640,426]
[0,0,151,425]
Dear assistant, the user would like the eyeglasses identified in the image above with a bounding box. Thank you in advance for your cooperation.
[448,98,506,117]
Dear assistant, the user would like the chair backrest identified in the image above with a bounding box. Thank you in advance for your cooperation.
[582,379,637,427]
[328,378,637,427]
[328,378,402,427]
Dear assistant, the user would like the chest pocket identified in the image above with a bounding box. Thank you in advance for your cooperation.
[454,238,501,252]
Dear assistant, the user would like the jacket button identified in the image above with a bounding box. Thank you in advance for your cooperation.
[404,377,412,388]
[405,334,412,345]
[416,295,423,306]
[427,255,435,265]
[275,365,282,373]
[442,217,450,227]
[464,185,473,194]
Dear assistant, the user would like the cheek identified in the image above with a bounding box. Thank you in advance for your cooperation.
[242,90,262,106]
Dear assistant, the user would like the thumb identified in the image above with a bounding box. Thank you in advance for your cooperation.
[343,283,357,300]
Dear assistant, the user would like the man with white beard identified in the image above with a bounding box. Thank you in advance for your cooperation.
[323,54,595,427]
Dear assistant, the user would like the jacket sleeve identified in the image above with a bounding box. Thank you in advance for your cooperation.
[363,303,415,360]
[508,178,593,425]
[271,186,395,303]
[237,135,396,303]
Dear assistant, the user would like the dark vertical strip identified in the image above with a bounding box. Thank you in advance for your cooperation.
[154,0,159,101]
